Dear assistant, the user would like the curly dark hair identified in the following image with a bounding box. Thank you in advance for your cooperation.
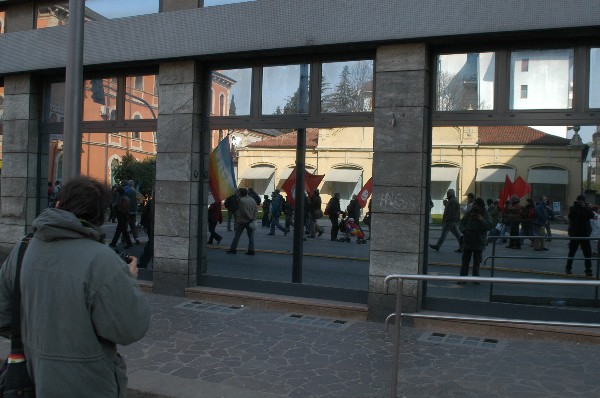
[56,176,112,226]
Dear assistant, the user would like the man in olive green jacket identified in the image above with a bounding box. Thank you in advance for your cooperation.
[0,176,149,397]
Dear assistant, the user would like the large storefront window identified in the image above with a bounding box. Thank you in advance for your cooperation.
[590,48,600,109]
[436,52,495,111]
[206,58,374,301]
[42,130,156,267]
[427,123,596,315]
[510,49,574,110]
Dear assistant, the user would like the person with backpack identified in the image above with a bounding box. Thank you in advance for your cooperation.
[268,189,288,236]
[109,187,133,248]
[224,193,240,232]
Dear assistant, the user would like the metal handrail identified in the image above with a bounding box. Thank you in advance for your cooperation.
[483,235,600,300]
[382,274,600,398]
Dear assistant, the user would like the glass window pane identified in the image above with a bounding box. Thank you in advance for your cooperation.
[436,52,495,111]
[206,126,372,293]
[262,64,309,115]
[510,49,574,110]
[43,82,66,123]
[211,69,252,116]
[321,60,373,113]
[125,75,158,120]
[83,78,117,121]
[0,11,5,34]
[204,0,255,7]
[590,48,600,109]
[86,0,159,19]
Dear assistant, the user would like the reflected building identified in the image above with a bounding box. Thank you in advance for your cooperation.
[431,126,583,216]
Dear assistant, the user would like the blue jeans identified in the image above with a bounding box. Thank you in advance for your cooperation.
[270,214,287,234]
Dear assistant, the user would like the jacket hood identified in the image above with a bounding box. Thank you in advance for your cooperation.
[32,208,105,242]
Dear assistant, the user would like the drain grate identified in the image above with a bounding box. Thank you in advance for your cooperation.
[175,301,245,315]
[418,331,504,350]
[274,313,354,331]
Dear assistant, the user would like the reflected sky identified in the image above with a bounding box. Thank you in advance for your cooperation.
[86,0,159,19]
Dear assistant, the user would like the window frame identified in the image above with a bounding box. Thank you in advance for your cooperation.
[40,67,158,135]
[208,53,375,130]
[431,42,599,126]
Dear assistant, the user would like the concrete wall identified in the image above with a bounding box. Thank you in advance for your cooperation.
[152,60,207,295]
[368,44,430,320]
[0,0,599,74]
[0,74,41,253]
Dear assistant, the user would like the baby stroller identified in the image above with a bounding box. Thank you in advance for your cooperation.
[339,217,367,244]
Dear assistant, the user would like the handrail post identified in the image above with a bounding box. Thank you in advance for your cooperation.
[390,278,403,398]
[489,236,497,302]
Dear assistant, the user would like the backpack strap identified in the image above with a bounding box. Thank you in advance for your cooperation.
[11,234,33,350]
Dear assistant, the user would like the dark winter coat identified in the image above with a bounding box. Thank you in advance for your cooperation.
[459,208,493,250]
[567,201,594,237]
[0,208,149,397]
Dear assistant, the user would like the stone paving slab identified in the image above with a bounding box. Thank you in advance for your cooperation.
[120,294,600,398]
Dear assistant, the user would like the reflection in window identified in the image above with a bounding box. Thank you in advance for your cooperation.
[510,49,574,110]
[262,64,310,115]
[85,0,159,19]
[37,4,69,28]
[125,75,158,120]
[83,78,117,121]
[0,11,5,34]
[321,60,373,113]
[211,69,252,116]
[204,0,255,7]
[43,82,66,123]
[590,48,600,109]
[436,52,495,111]
[46,132,157,191]
[206,126,372,291]
[521,85,528,99]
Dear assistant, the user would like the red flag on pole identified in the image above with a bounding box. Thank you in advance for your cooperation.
[498,175,514,211]
[356,177,372,208]
[512,176,532,199]
[281,167,324,206]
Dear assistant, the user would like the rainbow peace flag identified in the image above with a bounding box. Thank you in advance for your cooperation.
[209,136,237,203]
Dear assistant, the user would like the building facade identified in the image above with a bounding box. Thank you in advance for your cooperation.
[0,0,599,320]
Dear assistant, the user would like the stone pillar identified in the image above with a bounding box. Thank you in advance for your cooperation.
[369,44,430,321]
[0,75,41,253]
[153,61,206,295]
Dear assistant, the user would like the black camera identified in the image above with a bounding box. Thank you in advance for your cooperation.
[114,249,132,264]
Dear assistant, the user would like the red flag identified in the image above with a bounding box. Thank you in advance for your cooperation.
[512,176,532,199]
[356,177,372,208]
[498,175,513,211]
[281,167,324,206]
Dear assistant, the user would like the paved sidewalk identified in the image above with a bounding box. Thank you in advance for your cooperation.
[121,294,600,398]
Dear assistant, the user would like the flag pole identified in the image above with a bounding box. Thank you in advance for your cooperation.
[292,64,309,284]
